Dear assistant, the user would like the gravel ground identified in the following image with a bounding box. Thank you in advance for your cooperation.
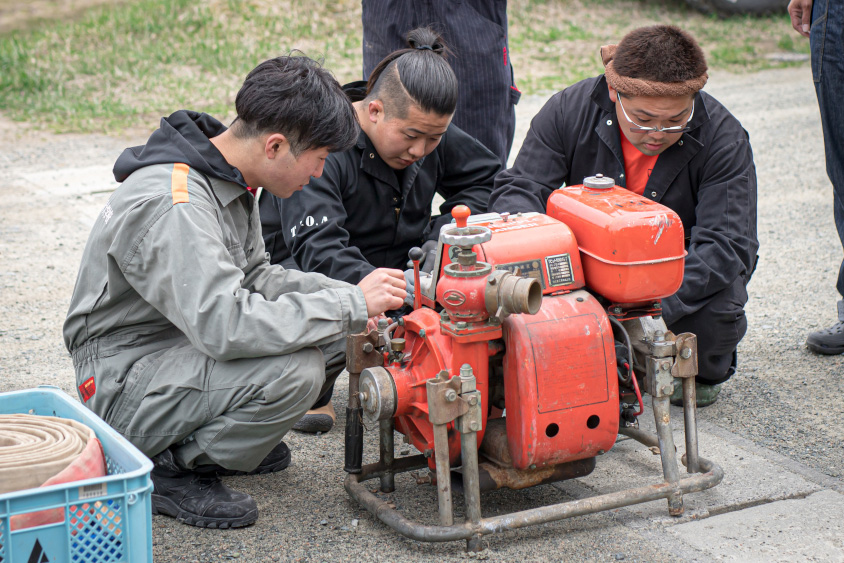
[1,64,842,561]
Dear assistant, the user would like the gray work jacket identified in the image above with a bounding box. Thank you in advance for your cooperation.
[63,163,368,362]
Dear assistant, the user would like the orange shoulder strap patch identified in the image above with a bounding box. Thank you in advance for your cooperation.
[171,163,190,204]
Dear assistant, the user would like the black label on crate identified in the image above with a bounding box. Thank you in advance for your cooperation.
[545,254,574,286]
[28,539,50,563]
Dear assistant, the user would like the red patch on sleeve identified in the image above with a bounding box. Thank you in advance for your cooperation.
[78,377,96,402]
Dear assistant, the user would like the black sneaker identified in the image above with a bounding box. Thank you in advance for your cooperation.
[211,441,291,476]
[151,449,258,529]
[807,301,844,355]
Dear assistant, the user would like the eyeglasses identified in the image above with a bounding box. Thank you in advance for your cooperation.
[617,94,695,134]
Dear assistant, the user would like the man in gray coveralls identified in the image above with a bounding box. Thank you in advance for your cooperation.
[63,56,407,529]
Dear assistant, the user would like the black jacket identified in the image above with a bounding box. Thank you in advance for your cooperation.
[489,76,758,325]
[261,82,502,284]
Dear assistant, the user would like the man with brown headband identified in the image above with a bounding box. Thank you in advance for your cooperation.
[489,25,758,407]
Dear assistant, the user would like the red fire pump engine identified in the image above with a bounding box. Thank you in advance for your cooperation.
[343,175,723,551]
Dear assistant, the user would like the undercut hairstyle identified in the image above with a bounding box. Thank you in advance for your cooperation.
[231,55,358,156]
[364,27,458,119]
[613,25,708,84]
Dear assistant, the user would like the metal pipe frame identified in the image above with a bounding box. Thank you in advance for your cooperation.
[651,396,684,515]
[378,419,396,493]
[432,423,454,526]
[682,377,700,473]
[344,427,723,545]
[460,424,483,551]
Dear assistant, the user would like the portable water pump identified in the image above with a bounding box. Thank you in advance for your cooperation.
[343,175,723,551]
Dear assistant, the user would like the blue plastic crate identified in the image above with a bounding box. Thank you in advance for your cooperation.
[0,386,153,563]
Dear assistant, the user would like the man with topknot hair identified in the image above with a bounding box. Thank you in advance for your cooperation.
[490,25,758,407]
[260,28,500,432]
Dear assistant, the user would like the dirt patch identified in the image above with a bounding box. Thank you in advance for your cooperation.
[0,0,129,34]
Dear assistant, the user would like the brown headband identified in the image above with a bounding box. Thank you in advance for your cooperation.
[600,44,708,97]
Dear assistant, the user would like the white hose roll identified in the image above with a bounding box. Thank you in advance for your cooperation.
[0,414,98,494]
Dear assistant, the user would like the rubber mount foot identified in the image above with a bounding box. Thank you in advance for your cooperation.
[152,496,257,529]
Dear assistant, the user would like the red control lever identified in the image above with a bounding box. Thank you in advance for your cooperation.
[452,205,471,229]
[408,246,424,310]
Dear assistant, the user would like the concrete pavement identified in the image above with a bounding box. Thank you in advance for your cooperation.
[1,64,843,561]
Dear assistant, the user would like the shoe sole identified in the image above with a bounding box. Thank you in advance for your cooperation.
[292,414,334,433]
[806,342,844,355]
[151,495,258,528]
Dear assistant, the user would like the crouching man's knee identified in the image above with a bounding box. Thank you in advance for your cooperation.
[667,284,747,385]
[261,347,326,410]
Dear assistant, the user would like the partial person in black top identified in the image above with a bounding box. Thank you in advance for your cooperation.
[361,0,519,165]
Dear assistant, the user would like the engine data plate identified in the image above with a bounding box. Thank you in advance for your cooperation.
[545,253,574,287]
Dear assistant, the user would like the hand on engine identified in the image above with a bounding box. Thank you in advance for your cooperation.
[367,313,387,332]
[358,268,406,317]
[403,268,433,307]
[403,269,416,307]
[418,240,438,273]
[406,240,438,273]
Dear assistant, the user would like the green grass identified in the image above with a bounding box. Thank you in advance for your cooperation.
[0,0,812,134]
[507,0,810,94]
[710,43,759,66]
[0,0,364,133]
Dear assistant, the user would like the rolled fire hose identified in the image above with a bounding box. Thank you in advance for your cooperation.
[0,414,107,530]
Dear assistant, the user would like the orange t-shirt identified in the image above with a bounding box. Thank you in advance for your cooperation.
[619,128,659,196]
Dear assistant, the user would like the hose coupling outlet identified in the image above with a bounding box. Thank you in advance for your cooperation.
[485,270,542,318]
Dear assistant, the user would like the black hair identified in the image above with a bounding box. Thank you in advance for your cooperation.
[614,25,708,83]
[364,27,458,119]
[231,55,358,155]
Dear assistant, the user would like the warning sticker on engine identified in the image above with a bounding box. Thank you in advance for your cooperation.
[545,254,574,287]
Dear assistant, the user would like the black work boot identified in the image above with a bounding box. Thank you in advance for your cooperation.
[150,449,258,528]
[806,300,844,355]
[208,441,291,477]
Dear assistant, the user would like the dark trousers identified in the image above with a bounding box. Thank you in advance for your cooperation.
[667,280,747,385]
[312,384,334,409]
[811,0,844,298]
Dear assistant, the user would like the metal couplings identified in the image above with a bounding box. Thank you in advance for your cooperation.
[485,269,542,318]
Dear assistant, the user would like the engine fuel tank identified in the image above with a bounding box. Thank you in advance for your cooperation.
[546,177,686,305]
[502,291,619,470]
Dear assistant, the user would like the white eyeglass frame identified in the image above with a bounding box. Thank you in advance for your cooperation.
[617,94,695,134]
